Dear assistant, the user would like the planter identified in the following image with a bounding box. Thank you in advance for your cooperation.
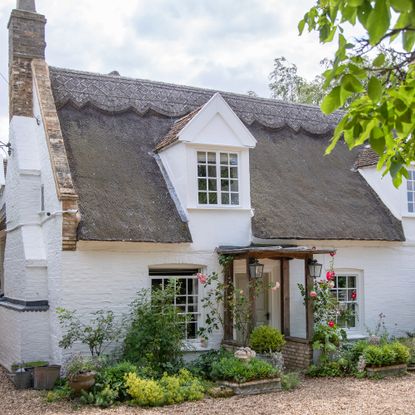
[256,352,284,370]
[8,371,32,389]
[219,377,281,396]
[366,364,407,378]
[33,365,61,390]
[68,372,96,394]
[407,365,415,372]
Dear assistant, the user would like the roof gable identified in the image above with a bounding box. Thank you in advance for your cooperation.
[178,93,256,148]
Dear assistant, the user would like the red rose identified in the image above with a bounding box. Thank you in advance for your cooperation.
[326,271,335,281]
[330,251,336,257]
[328,321,335,328]
[351,291,357,300]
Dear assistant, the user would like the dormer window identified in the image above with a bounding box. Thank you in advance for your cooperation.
[197,151,239,206]
[407,169,415,213]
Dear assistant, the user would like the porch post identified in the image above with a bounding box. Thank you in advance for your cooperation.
[305,255,314,341]
[223,259,234,341]
[280,258,290,337]
[246,256,256,333]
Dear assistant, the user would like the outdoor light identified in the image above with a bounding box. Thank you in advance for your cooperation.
[308,259,322,279]
[249,259,264,279]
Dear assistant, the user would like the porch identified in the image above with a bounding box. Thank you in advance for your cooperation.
[217,245,335,369]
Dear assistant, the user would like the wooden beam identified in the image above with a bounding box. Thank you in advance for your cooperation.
[223,260,234,341]
[305,256,314,341]
[280,258,290,337]
[247,257,256,335]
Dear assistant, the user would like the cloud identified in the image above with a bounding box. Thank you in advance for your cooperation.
[0,0,340,138]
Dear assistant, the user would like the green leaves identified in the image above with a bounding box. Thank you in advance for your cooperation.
[321,86,341,114]
[390,0,413,13]
[367,0,390,44]
[368,77,382,101]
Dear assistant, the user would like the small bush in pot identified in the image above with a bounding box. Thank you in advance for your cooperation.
[249,326,285,354]
[66,355,97,394]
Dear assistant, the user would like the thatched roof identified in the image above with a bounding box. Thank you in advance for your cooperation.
[355,147,379,169]
[50,67,404,242]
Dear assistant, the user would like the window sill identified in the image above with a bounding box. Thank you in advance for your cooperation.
[182,341,213,352]
[188,206,251,211]
[345,332,367,340]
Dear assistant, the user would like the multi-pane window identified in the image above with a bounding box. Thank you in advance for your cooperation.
[197,151,239,206]
[150,269,199,340]
[407,170,415,213]
[330,274,359,329]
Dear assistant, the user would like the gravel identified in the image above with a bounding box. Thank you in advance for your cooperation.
[1,367,414,415]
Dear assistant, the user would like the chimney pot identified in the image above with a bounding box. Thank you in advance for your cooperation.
[16,0,36,12]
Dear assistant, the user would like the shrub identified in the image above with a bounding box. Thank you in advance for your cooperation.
[57,308,119,357]
[281,372,300,390]
[80,386,119,408]
[124,369,204,407]
[125,373,165,406]
[349,340,369,364]
[46,382,72,402]
[65,354,98,380]
[363,342,410,367]
[210,357,278,384]
[186,348,233,379]
[306,361,345,377]
[249,326,286,354]
[94,361,138,401]
[399,337,415,365]
[123,283,186,376]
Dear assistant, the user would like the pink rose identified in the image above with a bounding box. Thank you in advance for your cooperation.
[197,273,207,284]
[271,282,280,292]
[328,321,335,328]
[326,271,335,281]
[310,290,318,298]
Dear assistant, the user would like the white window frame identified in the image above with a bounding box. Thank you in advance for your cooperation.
[330,270,364,334]
[149,271,201,341]
[196,150,241,208]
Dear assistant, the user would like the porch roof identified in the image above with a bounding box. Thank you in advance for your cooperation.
[216,245,335,259]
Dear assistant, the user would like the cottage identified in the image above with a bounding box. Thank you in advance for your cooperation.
[0,0,414,370]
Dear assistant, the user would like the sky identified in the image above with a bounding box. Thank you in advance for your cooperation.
[0,0,338,143]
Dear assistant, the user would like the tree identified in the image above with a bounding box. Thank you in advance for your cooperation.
[269,57,326,105]
[299,0,415,187]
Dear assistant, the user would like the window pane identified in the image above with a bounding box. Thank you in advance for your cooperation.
[208,192,218,204]
[220,153,228,164]
[197,152,206,163]
[198,165,206,177]
[408,192,413,202]
[230,167,238,178]
[151,279,162,289]
[221,166,229,178]
[198,192,207,204]
[409,203,414,213]
[231,193,239,205]
[229,154,238,165]
[208,179,217,191]
[207,152,216,164]
[338,289,347,302]
[198,179,207,191]
[230,180,239,191]
[208,166,216,177]
[338,276,346,288]
[348,276,356,288]
[222,193,229,204]
[221,180,229,191]
[348,290,357,301]
[187,322,197,339]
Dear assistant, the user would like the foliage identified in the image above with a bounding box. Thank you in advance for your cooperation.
[186,348,233,379]
[366,312,390,343]
[210,356,279,384]
[269,57,326,104]
[249,326,286,354]
[80,386,119,408]
[57,308,119,357]
[65,354,98,380]
[123,281,186,376]
[363,341,410,367]
[299,0,415,186]
[198,271,264,346]
[281,372,301,390]
[46,381,72,403]
[312,322,347,360]
[398,337,415,365]
[306,360,350,377]
[124,369,204,407]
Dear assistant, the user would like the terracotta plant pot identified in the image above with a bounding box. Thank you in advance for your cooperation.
[68,372,96,394]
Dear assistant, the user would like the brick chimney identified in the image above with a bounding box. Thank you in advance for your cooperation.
[8,0,46,118]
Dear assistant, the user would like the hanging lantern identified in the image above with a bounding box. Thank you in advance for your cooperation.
[249,259,264,279]
[308,259,322,279]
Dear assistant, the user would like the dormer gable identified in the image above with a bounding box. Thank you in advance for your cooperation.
[156,93,257,152]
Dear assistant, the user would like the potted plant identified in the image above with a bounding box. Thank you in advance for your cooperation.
[249,325,286,369]
[66,355,97,394]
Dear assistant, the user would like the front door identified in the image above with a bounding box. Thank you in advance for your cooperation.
[255,272,270,327]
